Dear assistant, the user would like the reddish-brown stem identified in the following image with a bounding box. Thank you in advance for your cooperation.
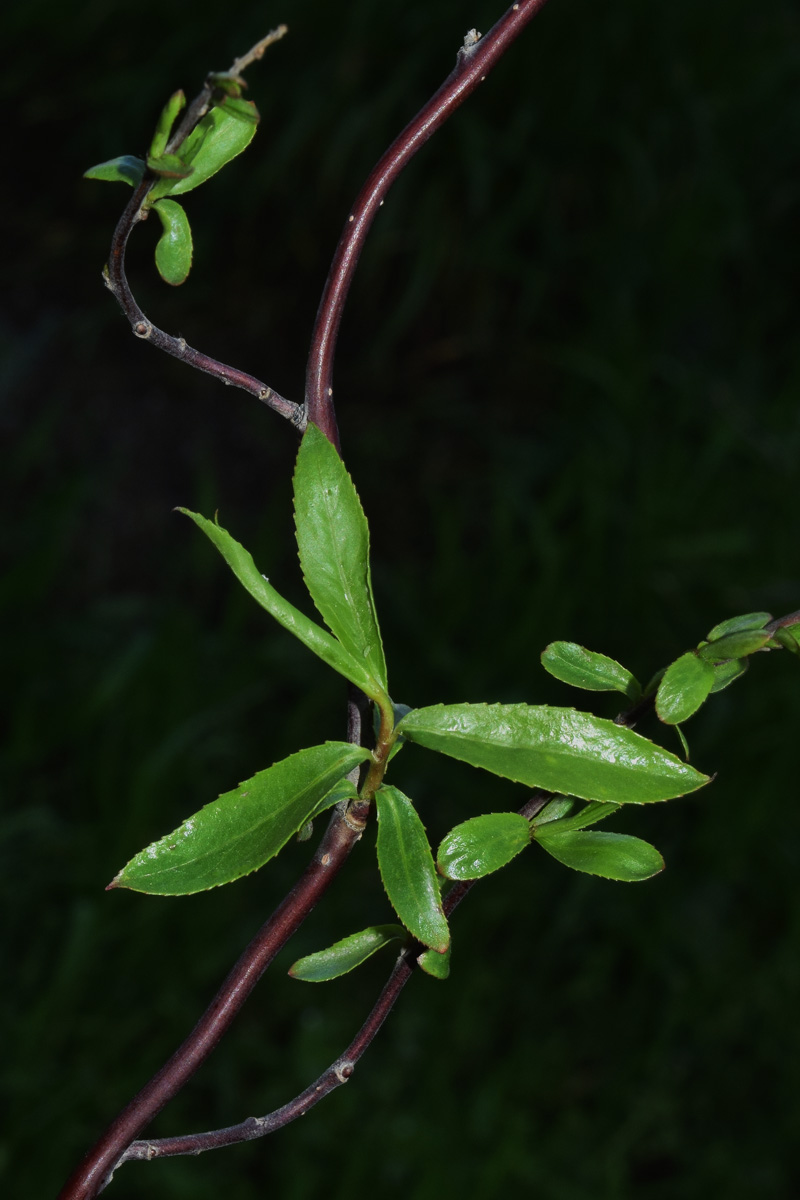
[305,0,550,444]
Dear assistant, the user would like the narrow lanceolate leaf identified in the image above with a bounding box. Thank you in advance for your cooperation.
[110,742,370,895]
[537,830,664,881]
[179,510,387,700]
[437,813,531,881]
[655,652,715,724]
[418,943,451,979]
[149,89,186,159]
[149,103,258,200]
[293,424,387,695]
[706,612,772,641]
[541,642,640,701]
[152,199,193,286]
[84,155,146,186]
[533,800,621,838]
[289,925,405,982]
[397,704,708,804]
[375,786,449,953]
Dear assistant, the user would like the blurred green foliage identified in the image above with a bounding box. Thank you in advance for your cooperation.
[3,0,800,1196]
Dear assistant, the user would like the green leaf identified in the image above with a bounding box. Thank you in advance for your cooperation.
[437,813,531,881]
[152,199,193,286]
[418,943,451,979]
[218,95,260,124]
[149,103,258,200]
[706,612,772,641]
[709,657,749,693]
[538,830,664,881]
[289,924,405,982]
[697,629,773,662]
[773,627,800,658]
[534,800,621,838]
[149,89,186,159]
[293,424,388,695]
[83,155,146,187]
[146,152,193,179]
[179,510,388,701]
[110,742,369,895]
[375,785,449,953]
[541,642,640,701]
[655,652,716,724]
[531,797,576,826]
[397,703,708,804]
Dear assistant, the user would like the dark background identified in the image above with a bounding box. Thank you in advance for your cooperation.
[4,0,800,1196]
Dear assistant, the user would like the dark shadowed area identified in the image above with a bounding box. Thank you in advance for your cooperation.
[3,0,800,1196]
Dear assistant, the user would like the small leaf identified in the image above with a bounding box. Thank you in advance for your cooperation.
[146,152,193,179]
[109,742,370,895]
[773,627,800,658]
[541,642,640,701]
[534,800,621,838]
[289,925,405,982]
[152,199,193,286]
[697,629,773,662]
[706,612,772,641]
[84,155,146,187]
[437,813,531,881]
[149,104,258,200]
[418,943,451,979]
[293,424,388,695]
[397,703,709,804]
[149,89,186,159]
[218,96,260,124]
[655,652,715,724]
[538,830,664,881]
[709,657,749,693]
[375,785,449,953]
[531,797,575,826]
[179,510,387,701]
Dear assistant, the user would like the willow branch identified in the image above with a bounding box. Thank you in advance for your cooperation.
[305,0,551,445]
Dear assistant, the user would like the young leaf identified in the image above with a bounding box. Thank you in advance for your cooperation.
[538,830,664,881]
[418,943,451,979]
[149,103,258,201]
[437,813,531,881]
[375,786,449,953]
[397,704,708,804]
[531,797,575,826]
[179,510,388,701]
[533,800,621,838]
[149,89,186,160]
[289,925,405,982]
[293,424,388,695]
[697,629,773,662]
[146,152,193,180]
[773,627,800,657]
[655,652,715,724]
[152,199,193,286]
[109,742,370,895]
[706,612,772,641]
[218,95,260,124]
[84,155,146,187]
[710,657,749,693]
[541,642,640,701]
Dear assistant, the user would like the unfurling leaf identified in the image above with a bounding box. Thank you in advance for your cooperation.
[293,424,388,695]
[178,510,388,700]
[397,703,708,804]
[375,785,449,953]
[109,741,370,895]
[541,642,640,701]
[83,155,146,187]
[149,89,186,160]
[289,925,405,982]
[149,103,258,201]
[437,813,531,880]
[537,829,664,881]
[655,652,715,724]
[152,199,193,286]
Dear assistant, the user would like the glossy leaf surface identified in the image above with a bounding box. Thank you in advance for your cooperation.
[179,510,387,700]
[418,943,451,979]
[110,742,370,895]
[538,830,664,881]
[152,199,193,286]
[655,652,715,724]
[83,155,146,186]
[398,704,708,803]
[289,925,405,982]
[375,786,449,952]
[534,800,621,838]
[706,612,772,641]
[541,642,640,700]
[149,103,258,200]
[437,813,531,880]
[293,424,387,694]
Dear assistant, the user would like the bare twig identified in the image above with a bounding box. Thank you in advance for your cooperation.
[305,0,551,446]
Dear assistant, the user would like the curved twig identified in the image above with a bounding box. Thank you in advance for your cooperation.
[305,0,551,445]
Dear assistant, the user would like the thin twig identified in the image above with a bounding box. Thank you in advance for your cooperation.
[305,0,551,446]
